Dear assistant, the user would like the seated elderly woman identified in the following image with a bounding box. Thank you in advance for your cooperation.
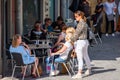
[46,27,75,76]
[9,34,39,78]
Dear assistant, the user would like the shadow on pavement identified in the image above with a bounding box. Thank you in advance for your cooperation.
[83,68,116,78]
[89,35,120,60]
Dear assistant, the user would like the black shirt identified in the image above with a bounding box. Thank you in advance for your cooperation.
[30,28,46,40]
[95,3,103,15]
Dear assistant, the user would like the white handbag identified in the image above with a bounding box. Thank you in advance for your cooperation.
[107,14,114,21]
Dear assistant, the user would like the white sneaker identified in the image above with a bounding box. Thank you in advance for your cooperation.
[49,70,59,76]
[49,71,55,76]
[72,73,82,79]
[85,69,92,75]
[55,70,59,75]
[105,33,108,36]
[112,33,115,36]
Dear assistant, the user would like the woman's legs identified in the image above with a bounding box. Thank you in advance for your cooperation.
[76,48,83,74]
[32,57,39,74]
[111,20,114,34]
[83,43,91,69]
[73,40,91,78]
[105,14,109,35]
[83,42,91,75]
[72,40,84,79]
[51,57,65,71]
[50,57,64,76]
[21,66,25,74]
[46,56,64,75]
[105,14,115,36]
[95,18,102,38]
[74,40,85,77]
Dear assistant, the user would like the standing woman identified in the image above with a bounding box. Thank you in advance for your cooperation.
[72,10,91,79]
[104,0,117,36]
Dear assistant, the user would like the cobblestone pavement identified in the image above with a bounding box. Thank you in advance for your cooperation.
[2,34,120,80]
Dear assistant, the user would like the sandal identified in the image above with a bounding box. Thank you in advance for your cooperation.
[31,74,37,78]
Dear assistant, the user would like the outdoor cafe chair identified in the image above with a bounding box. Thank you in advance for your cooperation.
[11,52,40,80]
[55,50,75,77]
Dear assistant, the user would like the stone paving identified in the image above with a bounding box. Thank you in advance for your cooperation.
[1,34,120,80]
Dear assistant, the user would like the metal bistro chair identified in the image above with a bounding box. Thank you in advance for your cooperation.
[11,52,40,80]
[4,48,15,70]
[94,32,102,44]
[88,27,102,44]
[56,50,75,77]
[86,17,102,44]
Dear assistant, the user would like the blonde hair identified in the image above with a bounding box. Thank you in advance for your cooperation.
[65,27,75,44]
[12,34,21,47]
[66,27,75,34]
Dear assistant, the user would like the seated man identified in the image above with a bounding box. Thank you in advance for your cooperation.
[9,34,39,78]
[42,18,53,33]
[51,16,64,31]
[30,20,46,40]
[46,27,74,76]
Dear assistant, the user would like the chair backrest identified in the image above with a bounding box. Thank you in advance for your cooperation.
[66,49,73,61]
[5,48,11,59]
[39,40,52,45]
[11,52,25,66]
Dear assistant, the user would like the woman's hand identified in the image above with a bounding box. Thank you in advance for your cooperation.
[50,53,56,56]
[59,42,64,45]
[21,42,32,54]
[21,42,29,49]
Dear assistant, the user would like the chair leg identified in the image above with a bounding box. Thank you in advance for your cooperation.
[74,58,78,67]
[71,58,78,67]
[22,66,27,80]
[32,50,36,56]
[68,62,75,75]
[11,59,14,70]
[70,59,74,68]
[12,65,16,80]
[42,56,45,64]
[97,33,102,43]
[93,36,98,44]
[63,63,71,77]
